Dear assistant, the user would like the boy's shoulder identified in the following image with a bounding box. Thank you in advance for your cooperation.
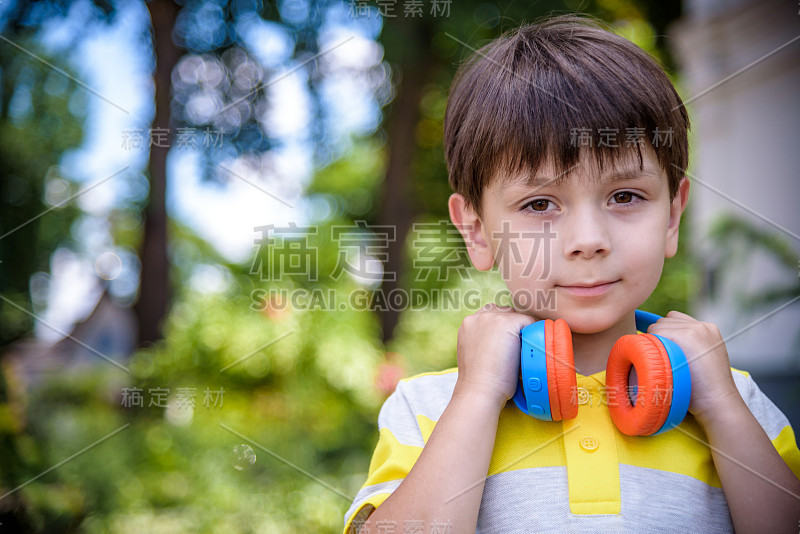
[387,365,777,426]
[388,366,775,421]
[382,365,793,453]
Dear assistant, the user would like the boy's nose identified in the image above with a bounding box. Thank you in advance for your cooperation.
[563,207,612,259]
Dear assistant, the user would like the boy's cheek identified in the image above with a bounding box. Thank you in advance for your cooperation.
[500,259,554,288]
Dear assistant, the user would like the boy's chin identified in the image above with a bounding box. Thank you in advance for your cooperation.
[567,322,616,335]
[556,309,631,335]
[520,312,610,334]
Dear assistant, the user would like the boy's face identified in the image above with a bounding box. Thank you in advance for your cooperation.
[449,146,690,334]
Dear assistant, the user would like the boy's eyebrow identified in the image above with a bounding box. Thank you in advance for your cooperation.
[504,165,663,194]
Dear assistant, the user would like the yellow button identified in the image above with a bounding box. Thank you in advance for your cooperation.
[580,436,599,452]
[577,387,590,405]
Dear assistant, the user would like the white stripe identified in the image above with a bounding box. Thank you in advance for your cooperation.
[397,370,458,424]
[377,381,426,448]
[732,371,792,441]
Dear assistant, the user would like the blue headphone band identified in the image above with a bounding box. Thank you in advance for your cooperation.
[515,310,692,434]
[634,309,662,334]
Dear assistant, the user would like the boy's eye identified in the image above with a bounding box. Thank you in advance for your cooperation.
[611,191,646,205]
[528,199,550,211]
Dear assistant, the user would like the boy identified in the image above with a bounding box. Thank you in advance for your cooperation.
[344,15,800,533]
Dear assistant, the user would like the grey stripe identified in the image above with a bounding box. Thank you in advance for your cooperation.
[475,465,732,533]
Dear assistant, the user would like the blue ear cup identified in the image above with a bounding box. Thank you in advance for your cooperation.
[514,309,692,436]
[513,320,553,419]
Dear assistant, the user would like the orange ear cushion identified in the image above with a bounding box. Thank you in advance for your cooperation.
[606,334,673,436]
[545,319,578,421]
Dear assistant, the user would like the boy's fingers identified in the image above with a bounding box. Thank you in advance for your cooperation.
[665,310,695,320]
[471,303,538,323]
[498,304,540,322]
[477,303,513,313]
[648,314,694,330]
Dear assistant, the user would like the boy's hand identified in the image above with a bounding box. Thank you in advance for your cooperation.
[454,303,537,409]
[646,311,743,425]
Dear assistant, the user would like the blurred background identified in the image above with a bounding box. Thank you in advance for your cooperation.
[0,0,797,531]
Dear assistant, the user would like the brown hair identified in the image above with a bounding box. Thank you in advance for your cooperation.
[444,14,690,218]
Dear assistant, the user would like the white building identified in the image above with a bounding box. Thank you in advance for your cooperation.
[671,0,800,423]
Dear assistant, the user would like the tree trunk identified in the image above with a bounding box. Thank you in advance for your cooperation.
[377,22,436,345]
[137,0,182,346]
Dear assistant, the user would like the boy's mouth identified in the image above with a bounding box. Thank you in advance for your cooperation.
[556,279,620,297]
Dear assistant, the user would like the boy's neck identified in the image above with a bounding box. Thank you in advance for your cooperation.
[570,311,637,377]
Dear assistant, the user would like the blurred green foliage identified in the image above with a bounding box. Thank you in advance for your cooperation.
[0,40,86,345]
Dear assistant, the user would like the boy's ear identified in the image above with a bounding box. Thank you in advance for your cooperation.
[448,193,495,271]
[665,176,690,258]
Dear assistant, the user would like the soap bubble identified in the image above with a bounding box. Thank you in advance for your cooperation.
[95,251,122,280]
[232,444,256,470]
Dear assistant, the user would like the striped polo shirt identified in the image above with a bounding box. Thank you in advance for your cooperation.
[343,366,800,533]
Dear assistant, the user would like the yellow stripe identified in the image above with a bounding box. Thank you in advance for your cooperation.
[490,403,568,474]
[731,367,750,378]
[772,425,800,480]
[364,427,423,486]
[417,414,436,443]
[400,367,457,383]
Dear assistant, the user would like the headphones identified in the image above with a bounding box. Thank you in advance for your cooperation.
[513,310,691,436]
